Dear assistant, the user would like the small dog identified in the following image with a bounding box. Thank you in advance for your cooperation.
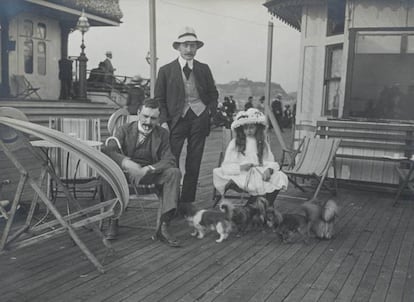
[184,201,233,243]
[267,199,339,243]
[302,199,339,240]
[266,208,309,243]
[232,196,269,234]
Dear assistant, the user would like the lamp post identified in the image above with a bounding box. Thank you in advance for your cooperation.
[76,9,90,100]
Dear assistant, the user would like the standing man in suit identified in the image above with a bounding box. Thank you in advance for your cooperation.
[155,26,218,207]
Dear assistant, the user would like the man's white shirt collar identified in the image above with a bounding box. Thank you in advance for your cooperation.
[178,56,193,70]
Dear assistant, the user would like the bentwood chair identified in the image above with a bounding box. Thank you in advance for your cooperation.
[104,109,161,230]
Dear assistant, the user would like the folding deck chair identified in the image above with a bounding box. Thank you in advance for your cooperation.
[0,107,128,273]
[393,159,414,206]
[104,108,161,231]
[11,75,41,99]
[282,137,341,201]
[0,180,11,220]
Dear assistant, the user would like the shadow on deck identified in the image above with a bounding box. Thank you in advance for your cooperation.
[1,128,413,302]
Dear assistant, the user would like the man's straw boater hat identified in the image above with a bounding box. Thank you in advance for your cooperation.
[172,26,204,50]
[231,108,267,130]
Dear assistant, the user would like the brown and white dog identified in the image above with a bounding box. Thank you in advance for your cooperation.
[184,201,234,243]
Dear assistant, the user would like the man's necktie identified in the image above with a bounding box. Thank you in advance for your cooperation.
[137,131,148,145]
[183,63,191,80]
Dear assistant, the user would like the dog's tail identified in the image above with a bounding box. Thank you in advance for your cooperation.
[321,199,338,222]
[272,207,284,227]
[219,199,234,220]
[301,199,339,223]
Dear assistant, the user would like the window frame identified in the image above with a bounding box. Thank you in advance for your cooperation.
[344,27,414,121]
[323,43,343,117]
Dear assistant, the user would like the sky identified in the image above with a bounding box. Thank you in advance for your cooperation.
[68,0,301,93]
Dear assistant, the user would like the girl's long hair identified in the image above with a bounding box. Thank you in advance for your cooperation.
[235,124,266,165]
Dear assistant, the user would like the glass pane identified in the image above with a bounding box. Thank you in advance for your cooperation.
[24,40,33,74]
[327,0,345,36]
[356,34,401,54]
[37,23,46,39]
[325,80,340,117]
[23,20,33,37]
[348,53,414,120]
[330,48,343,78]
[38,42,46,75]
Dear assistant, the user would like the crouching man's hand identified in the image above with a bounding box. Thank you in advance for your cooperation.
[122,159,150,185]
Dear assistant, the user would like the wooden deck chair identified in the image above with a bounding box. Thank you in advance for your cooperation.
[0,180,11,220]
[0,107,128,273]
[283,137,341,201]
[105,109,161,230]
[393,160,414,206]
[11,75,41,99]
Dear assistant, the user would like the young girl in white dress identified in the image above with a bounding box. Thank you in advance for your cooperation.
[213,108,288,205]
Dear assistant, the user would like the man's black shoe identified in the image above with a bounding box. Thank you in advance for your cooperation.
[153,222,181,248]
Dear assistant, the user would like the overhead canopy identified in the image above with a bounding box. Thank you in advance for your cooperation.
[263,0,324,31]
[23,0,123,26]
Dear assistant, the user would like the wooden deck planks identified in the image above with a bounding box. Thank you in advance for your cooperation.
[299,197,390,302]
[331,197,400,301]
[250,194,375,302]
[368,203,414,302]
[1,128,414,302]
[218,196,357,302]
[385,207,414,302]
[279,196,366,302]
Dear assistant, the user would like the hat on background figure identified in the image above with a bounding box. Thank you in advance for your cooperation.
[172,26,204,49]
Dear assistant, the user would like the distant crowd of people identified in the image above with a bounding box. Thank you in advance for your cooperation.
[212,94,296,130]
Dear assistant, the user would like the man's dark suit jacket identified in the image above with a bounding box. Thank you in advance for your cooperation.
[105,121,176,173]
[154,59,219,132]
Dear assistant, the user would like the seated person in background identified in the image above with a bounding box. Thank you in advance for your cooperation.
[102,98,182,247]
[213,108,288,206]
[87,62,106,85]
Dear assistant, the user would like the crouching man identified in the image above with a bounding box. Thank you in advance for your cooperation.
[102,98,182,247]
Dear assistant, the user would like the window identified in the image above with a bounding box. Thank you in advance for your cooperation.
[345,30,414,120]
[24,40,33,74]
[37,23,46,39]
[324,44,343,117]
[327,0,345,36]
[37,42,46,75]
[23,20,33,37]
[23,20,34,74]
[37,23,47,75]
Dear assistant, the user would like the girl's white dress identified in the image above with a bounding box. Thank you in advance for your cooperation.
[213,136,288,196]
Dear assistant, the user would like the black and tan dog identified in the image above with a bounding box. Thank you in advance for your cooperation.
[231,196,269,235]
[267,199,339,243]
